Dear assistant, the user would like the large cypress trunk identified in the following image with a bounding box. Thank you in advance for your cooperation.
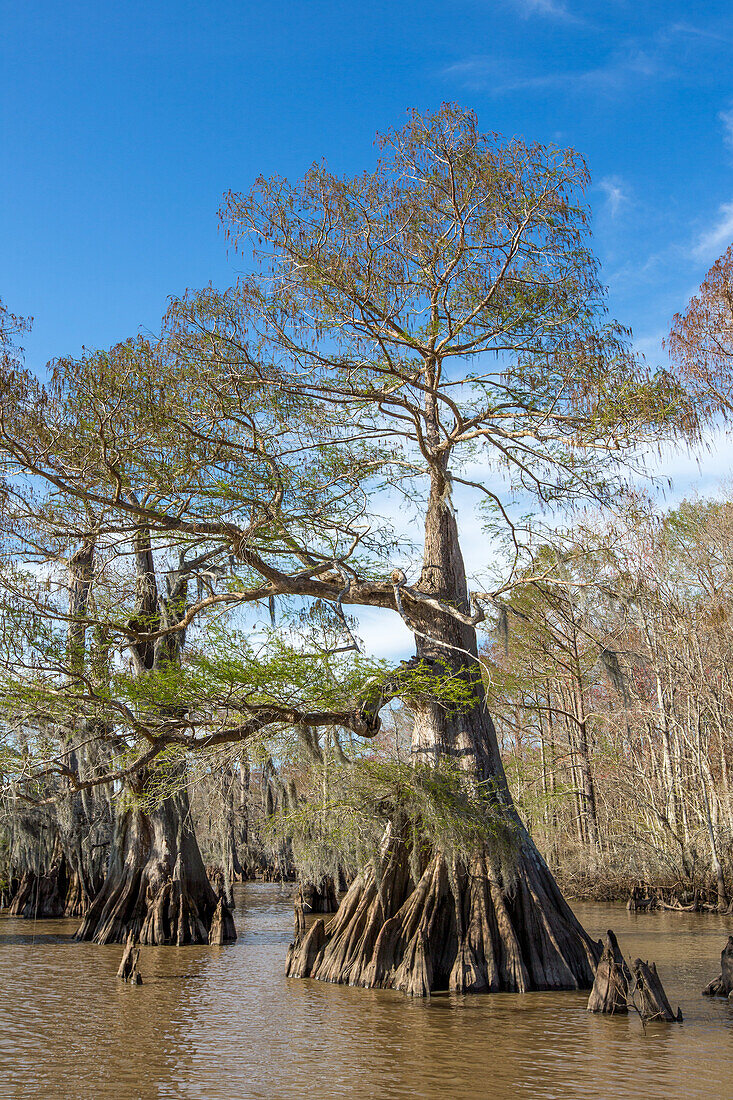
[299,876,339,914]
[10,840,104,921]
[287,471,600,994]
[76,781,234,945]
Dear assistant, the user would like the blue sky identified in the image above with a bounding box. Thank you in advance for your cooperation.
[3,0,733,376]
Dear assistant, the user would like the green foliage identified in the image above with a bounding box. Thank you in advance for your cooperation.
[267,751,518,885]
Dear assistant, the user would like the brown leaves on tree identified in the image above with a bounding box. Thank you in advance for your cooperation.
[667,242,733,423]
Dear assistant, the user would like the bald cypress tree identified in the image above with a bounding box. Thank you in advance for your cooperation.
[0,107,693,988]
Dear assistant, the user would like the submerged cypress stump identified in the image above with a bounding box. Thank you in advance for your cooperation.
[117,931,143,984]
[587,929,682,1021]
[587,930,629,1014]
[631,959,683,1022]
[208,897,237,945]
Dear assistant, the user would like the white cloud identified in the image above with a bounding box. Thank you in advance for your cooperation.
[720,105,733,148]
[443,47,664,96]
[512,0,574,19]
[598,176,629,218]
[668,22,733,46]
[693,201,733,263]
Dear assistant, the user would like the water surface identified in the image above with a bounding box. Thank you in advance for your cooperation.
[1,885,731,1098]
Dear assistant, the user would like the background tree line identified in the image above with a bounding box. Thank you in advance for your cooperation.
[486,497,733,909]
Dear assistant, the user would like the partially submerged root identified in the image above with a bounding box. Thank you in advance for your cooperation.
[287,832,600,997]
[702,936,733,997]
[208,897,237,945]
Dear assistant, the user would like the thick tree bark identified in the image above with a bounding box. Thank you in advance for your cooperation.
[288,823,598,994]
[75,783,234,945]
[288,469,600,995]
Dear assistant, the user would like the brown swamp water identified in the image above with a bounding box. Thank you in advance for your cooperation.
[1,885,732,1099]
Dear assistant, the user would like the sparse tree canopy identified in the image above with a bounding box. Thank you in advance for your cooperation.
[668,242,733,420]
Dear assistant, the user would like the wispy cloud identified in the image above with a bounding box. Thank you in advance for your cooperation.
[667,21,733,46]
[443,47,665,95]
[720,105,733,148]
[693,202,733,263]
[445,14,733,97]
[510,0,575,20]
[598,175,630,218]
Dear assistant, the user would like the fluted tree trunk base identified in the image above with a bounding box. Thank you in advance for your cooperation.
[9,837,68,919]
[9,867,66,919]
[287,831,599,997]
[76,794,234,946]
